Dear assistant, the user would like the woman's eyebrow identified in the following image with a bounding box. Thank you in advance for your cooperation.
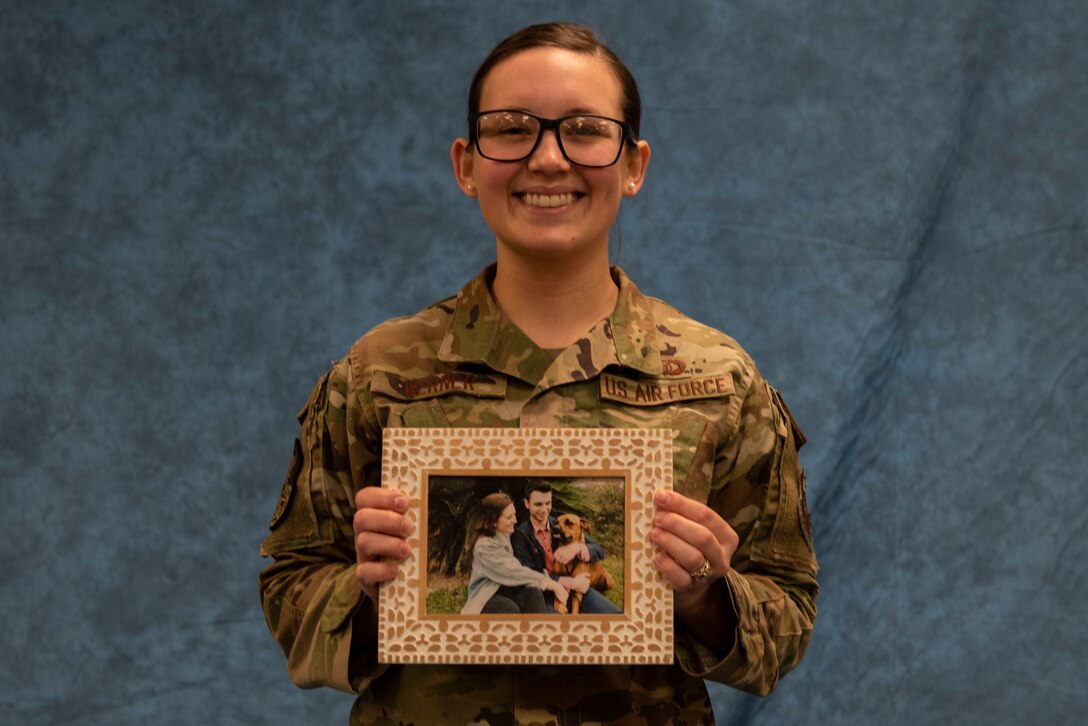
[487,106,607,117]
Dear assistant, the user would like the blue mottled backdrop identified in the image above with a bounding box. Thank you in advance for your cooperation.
[2,1,1085,723]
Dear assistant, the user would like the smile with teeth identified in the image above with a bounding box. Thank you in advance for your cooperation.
[519,192,579,208]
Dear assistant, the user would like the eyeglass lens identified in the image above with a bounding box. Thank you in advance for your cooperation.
[476,112,624,167]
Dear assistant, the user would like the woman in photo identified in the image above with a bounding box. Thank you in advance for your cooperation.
[460,492,568,615]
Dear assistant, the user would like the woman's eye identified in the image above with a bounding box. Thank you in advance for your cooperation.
[479,113,538,139]
[498,124,533,136]
[564,119,610,138]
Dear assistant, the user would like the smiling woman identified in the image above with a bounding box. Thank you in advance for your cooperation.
[259,21,818,725]
[450,43,650,323]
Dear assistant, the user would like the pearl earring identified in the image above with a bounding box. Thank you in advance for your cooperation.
[627,181,636,190]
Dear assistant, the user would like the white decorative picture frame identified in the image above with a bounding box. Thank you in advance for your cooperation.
[379,427,674,665]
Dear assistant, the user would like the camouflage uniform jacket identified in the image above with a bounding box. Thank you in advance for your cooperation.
[259,265,819,725]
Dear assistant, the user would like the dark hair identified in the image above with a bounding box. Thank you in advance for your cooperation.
[523,479,553,500]
[465,492,514,569]
[467,22,643,141]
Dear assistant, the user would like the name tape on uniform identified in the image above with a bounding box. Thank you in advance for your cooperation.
[373,370,507,401]
[599,372,734,406]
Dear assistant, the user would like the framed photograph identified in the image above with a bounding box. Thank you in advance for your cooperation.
[378,427,674,665]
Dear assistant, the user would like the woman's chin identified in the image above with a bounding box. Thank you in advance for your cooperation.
[497,232,607,262]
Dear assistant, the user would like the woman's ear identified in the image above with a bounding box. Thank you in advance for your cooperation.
[451,138,478,197]
[623,140,651,196]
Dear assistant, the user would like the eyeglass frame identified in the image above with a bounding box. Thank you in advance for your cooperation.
[469,110,639,168]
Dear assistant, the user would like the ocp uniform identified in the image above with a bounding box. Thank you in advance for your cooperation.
[259,265,819,725]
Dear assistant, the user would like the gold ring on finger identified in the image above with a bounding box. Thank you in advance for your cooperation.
[687,558,711,581]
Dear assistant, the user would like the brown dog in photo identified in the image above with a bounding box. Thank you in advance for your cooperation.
[551,513,616,614]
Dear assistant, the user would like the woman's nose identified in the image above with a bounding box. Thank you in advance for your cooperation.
[527,129,570,170]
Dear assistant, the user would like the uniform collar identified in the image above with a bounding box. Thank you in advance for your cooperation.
[438,264,663,383]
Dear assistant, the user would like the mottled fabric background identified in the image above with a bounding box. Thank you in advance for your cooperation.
[2,1,1085,724]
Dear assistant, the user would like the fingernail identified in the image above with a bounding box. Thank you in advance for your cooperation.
[655,491,670,506]
[395,496,407,511]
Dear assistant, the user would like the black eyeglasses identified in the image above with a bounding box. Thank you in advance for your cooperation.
[471,110,636,168]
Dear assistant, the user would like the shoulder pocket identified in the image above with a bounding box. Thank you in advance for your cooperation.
[748,386,818,573]
[769,385,807,449]
[261,373,336,557]
[261,438,320,556]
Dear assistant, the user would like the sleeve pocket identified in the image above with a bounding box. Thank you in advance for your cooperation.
[261,438,320,557]
[748,388,818,574]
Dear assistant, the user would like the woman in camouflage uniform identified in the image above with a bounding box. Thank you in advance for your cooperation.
[260,22,819,724]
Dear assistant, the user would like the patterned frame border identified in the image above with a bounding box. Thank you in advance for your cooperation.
[379,427,674,665]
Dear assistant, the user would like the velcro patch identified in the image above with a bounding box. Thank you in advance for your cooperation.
[269,438,303,529]
[372,370,507,401]
[599,372,734,406]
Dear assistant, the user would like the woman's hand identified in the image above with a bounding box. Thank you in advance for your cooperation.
[652,490,739,650]
[543,578,570,604]
[652,490,737,591]
[353,487,414,602]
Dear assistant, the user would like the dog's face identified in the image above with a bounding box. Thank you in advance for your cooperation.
[555,514,590,544]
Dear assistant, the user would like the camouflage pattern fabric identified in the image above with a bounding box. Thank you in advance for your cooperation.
[259,265,819,725]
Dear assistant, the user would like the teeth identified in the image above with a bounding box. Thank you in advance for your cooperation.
[523,193,575,208]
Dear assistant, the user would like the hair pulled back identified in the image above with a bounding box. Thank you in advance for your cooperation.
[467,22,643,140]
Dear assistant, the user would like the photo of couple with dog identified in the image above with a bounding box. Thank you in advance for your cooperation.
[427,477,624,616]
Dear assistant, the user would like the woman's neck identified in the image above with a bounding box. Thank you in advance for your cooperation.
[491,248,618,349]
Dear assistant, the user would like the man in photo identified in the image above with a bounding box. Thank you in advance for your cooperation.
[511,480,621,614]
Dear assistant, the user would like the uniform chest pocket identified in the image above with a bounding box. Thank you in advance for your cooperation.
[670,410,721,503]
[396,399,452,427]
[598,373,727,503]
[371,369,507,428]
